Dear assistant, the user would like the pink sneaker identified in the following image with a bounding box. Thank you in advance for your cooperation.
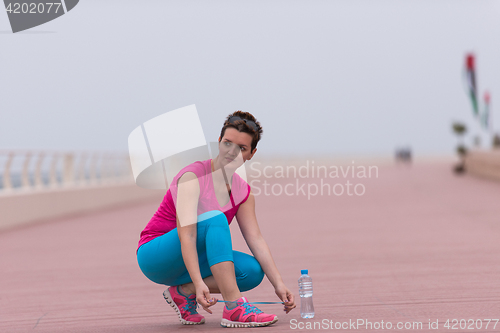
[163,286,205,325]
[221,297,278,328]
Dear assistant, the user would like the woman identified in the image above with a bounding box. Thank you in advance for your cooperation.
[137,111,296,327]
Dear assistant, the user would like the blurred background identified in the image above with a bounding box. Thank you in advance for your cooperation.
[1,0,499,158]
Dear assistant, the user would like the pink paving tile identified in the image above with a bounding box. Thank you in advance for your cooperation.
[0,161,499,332]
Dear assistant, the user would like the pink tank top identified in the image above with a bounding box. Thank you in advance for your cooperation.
[137,159,251,250]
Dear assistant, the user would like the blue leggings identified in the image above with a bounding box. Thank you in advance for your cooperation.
[137,210,264,292]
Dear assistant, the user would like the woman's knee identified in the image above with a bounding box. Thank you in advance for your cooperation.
[234,252,265,292]
[246,259,265,288]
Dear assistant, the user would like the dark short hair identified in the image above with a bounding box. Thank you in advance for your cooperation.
[219,111,263,152]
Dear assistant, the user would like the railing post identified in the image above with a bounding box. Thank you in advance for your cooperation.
[123,154,133,182]
[106,153,115,183]
[89,152,99,185]
[77,153,87,184]
[100,153,108,184]
[21,152,32,189]
[3,152,15,191]
[49,153,59,188]
[34,152,45,189]
[63,153,75,186]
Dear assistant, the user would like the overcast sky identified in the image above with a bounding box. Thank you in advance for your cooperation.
[1,0,499,159]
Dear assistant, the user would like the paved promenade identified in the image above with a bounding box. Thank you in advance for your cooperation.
[1,161,499,332]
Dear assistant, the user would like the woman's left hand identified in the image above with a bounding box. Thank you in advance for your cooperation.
[275,283,296,314]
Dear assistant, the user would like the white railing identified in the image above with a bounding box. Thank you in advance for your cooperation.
[0,150,133,193]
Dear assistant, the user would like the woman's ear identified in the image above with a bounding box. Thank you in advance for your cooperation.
[218,136,221,142]
[248,148,257,160]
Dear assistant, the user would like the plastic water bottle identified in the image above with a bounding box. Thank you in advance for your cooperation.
[298,269,315,318]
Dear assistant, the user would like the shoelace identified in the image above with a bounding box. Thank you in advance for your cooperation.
[218,300,284,304]
[241,302,263,315]
[182,296,198,315]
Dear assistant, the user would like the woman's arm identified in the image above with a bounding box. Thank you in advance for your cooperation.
[176,172,214,312]
[235,190,296,314]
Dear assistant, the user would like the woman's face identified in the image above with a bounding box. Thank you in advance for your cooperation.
[218,127,256,168]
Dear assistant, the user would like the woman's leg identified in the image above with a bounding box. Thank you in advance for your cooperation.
[137,211,223,285]
[137,210,263,300]
[232,251,265,292]
[192,210,242,301]
[181,251,265,295]
[137,211,237,290]
[210,262,242,301]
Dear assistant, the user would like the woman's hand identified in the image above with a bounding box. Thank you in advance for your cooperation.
[275,283,296,314]
[195,282,217,314]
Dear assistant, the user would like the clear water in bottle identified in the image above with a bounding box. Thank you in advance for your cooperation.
[298,269,315,318]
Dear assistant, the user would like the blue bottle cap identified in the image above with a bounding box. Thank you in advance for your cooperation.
[301,269,308,275]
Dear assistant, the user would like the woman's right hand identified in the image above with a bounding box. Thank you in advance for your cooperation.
[195,282,218,314]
